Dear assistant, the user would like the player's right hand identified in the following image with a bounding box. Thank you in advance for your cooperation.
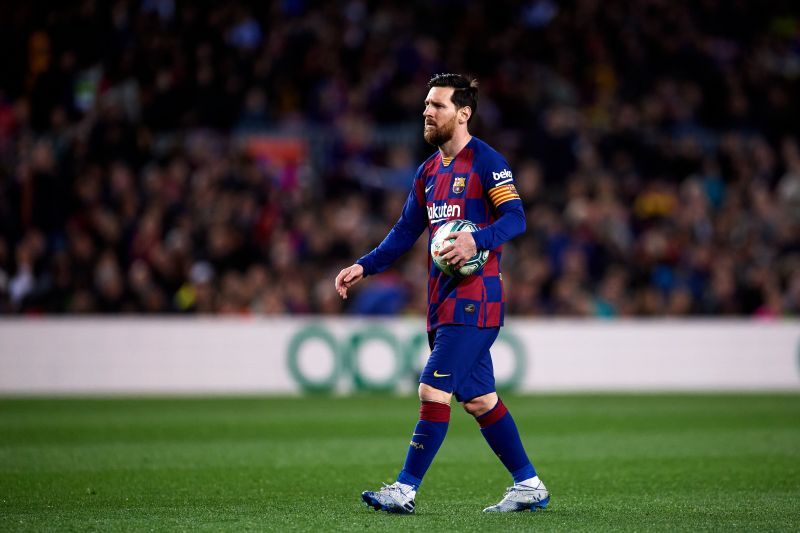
[334,263,364,300]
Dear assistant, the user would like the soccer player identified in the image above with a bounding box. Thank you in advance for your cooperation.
[334,73,548,514]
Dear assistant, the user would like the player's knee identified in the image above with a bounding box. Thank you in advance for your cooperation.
[462,392,498,417]
[418,383,452,405]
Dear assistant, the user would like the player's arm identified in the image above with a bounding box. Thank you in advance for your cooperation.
[471,156,526,250]
[440,162,525,267]
[335,183,427,299]
[439,203,524,267]
[357,188,427,274]
[470,199,525,250]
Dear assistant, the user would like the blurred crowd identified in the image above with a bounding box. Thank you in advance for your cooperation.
[1,0,799,317]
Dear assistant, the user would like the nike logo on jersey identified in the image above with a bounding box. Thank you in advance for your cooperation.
[433,371,451,378]
[425,184,435,194]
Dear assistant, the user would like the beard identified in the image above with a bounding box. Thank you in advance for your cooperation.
[423,115,457,147]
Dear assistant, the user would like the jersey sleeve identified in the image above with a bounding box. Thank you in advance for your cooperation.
[471,152,526,250]
[480,152,522,211]
[356,172,428,276]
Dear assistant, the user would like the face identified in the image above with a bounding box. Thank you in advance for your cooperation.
[423,86,458,147]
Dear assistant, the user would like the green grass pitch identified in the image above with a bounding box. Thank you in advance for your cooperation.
[1,394,799,531]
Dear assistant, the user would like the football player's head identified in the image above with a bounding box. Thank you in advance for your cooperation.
[427,73,478,122]
[423,73,478,147]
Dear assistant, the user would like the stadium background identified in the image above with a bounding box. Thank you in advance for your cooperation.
[1,1,799,531]
[1,0,799,317]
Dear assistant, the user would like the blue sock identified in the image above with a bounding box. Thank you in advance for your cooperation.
[477,399,536,483]
[397,401,450,490]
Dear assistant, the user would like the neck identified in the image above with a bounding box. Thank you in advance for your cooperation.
[438,130,472,159]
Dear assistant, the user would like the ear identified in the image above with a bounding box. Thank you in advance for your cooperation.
[458,106,472,125]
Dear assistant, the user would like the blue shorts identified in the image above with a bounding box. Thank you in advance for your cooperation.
[419,325,500,402]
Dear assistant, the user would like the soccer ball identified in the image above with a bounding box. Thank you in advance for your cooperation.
[430,219,489,276]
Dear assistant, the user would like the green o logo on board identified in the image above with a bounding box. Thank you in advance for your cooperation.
[286,325,341,393]
[286,324,526,393]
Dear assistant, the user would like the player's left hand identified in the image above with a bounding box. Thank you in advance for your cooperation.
[440,232,477,268]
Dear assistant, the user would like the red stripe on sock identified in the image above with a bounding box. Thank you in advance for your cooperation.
[420,401,451,423]
[477,400,508,428]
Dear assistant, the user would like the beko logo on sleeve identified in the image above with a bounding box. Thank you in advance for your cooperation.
[492,169,513,185]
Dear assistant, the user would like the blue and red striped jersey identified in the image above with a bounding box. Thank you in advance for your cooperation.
[357,137,525,331]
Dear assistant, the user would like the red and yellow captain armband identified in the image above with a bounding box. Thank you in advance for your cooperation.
[488,184,520,207]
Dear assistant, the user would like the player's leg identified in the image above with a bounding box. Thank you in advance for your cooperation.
[395,382,452,491]
[363,325,503,513]
[362,329,459,514]
[463,391,539,486]
[462,392,549,511]
[457,346,549,512]
[361,383,451,513]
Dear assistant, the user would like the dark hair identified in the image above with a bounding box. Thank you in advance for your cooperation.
[427,73,478,123]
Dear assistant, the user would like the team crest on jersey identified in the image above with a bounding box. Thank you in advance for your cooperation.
[452,176,466,194]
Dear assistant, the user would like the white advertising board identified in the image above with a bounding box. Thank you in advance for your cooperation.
[0,318,798,394]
